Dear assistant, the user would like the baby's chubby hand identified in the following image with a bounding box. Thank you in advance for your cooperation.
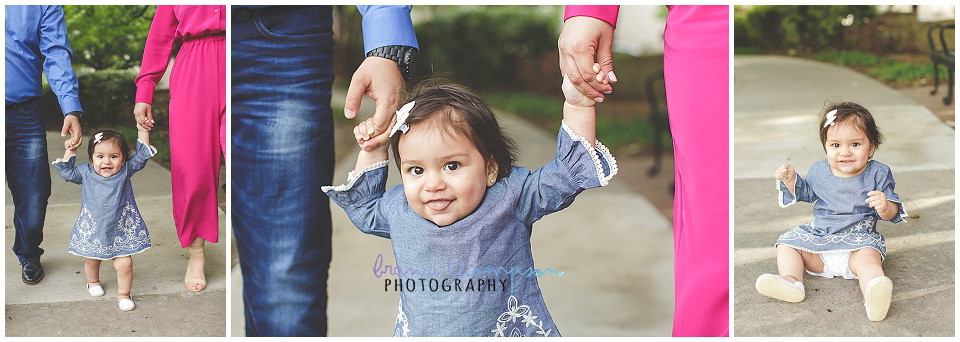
[865,190,889,212]
[563,63,607,107]
[775,163,796,183]
[136,122,150,132]
[354,117,390,152]
[64,139,79,152]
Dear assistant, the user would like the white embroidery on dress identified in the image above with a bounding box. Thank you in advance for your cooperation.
[68,202,151,259]
[779,219,884,252]
[394,297,410,337]
[492,295,551,337]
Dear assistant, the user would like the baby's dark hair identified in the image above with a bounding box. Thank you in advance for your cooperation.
[818,101,883,156]
[389,79,518,179]
[87,129,131,162]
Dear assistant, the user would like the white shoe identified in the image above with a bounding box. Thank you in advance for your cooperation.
[864,276,892,321]
[117,293,135,311]
[86,282,104,297]
[756,273,805,303]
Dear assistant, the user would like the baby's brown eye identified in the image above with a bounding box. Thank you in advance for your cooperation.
[444,162,459,171]
[408,166,423,175]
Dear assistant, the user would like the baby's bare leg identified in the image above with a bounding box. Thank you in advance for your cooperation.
[849,248,884,296]
[113,256,133,295]
[776,245,824,283]
[84,258,102,283]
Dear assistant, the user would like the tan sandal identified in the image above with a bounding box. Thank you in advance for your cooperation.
[117,292,135,311]
[185,244,207,292]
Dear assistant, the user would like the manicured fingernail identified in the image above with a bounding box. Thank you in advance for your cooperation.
[593,63,600,73]
[594,97,604,103]
[344,109,355,118]
[604,90,612,94]
[608,71,617,82]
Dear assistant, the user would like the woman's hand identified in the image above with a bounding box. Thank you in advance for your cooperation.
[133,102,155,129]
[558,16,616,103]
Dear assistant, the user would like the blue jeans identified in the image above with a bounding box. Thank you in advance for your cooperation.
[231,6,335,337]
[5,97,51,262]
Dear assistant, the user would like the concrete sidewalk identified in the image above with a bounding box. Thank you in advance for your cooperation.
[733,56,954,336]
[230,90,676,336]
[5,132,226,337]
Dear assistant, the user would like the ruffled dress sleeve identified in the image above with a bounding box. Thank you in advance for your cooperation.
[777,164,819,207]
[875,163,907,223]
[321,160,392,239]
[52,155,82,184]
[125,140,158,174]
[515,121,618,225]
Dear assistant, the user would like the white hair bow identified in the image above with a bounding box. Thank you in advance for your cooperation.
[94,132,104,144]
[823,109,838,128]
[390,101,416,137]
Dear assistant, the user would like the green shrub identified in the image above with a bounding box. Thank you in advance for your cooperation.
[42,69,172,164]
[743,6,875,54]
[62,5,155,70]
[816,50,882,67]
[414,6,560,91]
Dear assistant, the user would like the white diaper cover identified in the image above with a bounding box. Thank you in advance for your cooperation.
[806,251,858,279]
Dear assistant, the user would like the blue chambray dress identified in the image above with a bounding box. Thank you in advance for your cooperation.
[53,140,156,260]
[323,122,617,337]
[775,159,906,259]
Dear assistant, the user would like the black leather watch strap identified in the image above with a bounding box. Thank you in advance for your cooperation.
[366,45,418,80]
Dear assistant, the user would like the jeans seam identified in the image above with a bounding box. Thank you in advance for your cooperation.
[253,14,331,42]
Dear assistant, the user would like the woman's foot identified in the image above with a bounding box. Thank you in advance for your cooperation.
[86,281,104,297]
[864,276,893,321]
[117,293,135,311]
[184,240,206,292]
[756,273,805,303]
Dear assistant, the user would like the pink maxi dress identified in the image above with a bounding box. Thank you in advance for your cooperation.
[135,5,226,247]
[565,5,729,337]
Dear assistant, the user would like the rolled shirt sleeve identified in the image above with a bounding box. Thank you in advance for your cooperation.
[357,5,419,54]
[39,5,82,114]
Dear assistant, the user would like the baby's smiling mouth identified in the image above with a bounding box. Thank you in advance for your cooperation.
[425,198,452,211]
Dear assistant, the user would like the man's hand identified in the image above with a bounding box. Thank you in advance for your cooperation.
[133,102,154,129]
[61,115,82,150]
[344,56,404,151]
[558,16,616,103]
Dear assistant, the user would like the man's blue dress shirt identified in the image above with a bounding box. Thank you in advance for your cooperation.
[5,5,82,114]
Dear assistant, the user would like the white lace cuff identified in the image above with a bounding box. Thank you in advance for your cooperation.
[321,160,390,192]
[561,121,618,187]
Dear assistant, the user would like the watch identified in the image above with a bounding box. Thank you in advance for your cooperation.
[65,111,83,120]
[366,45,418,80]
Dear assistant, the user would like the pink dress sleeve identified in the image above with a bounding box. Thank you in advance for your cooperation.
[134,6,179,104]
[563,6,620,28]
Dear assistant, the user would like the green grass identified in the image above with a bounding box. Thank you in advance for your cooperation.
[815,50,950,86]
[734,46,766,55]
[816,50,882,67]
[485,92,671,153]
[484,92,562,121]
[115,126,170,167]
